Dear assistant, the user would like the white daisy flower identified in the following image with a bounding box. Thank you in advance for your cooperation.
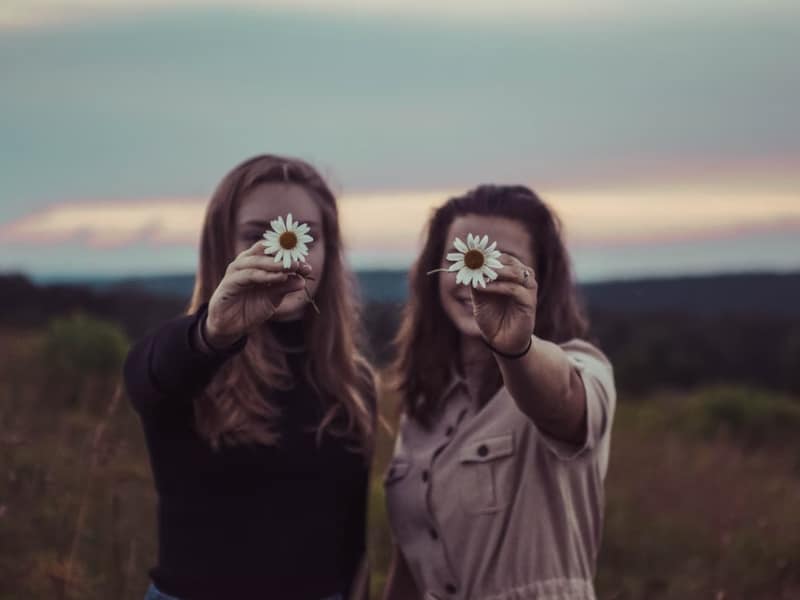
[446,233,504,288]
[261,213,314,269]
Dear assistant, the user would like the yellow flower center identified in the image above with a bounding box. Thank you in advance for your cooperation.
[279,231,298,250]
[464,249,484,270]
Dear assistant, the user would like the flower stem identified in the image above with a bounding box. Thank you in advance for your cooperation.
[302,277,321,314]
[426,268,449,276]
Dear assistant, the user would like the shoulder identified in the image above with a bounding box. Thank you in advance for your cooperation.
[558,337,616,400]
[559,338,613,371]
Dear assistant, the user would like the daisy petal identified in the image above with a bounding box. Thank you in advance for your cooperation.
[486,258,503,269]
[272,217,286,233]
[283,253,292,269]
[483,266,498,280]
[453,237,468,253]
[475,272,487,288]
[448,261,464,272]
[286,213,294,230]
[480,234,489,248]
[299,234,314,244]
[446,252,463,262]
[486,240,497,253]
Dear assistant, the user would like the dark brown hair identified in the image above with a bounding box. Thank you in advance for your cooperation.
[187,154,374,453]
[390,184,589,426]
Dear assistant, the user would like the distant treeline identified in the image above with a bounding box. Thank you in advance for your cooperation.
[26,270,800,317]
[2,271,799,396]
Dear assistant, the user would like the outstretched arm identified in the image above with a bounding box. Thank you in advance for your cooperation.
[122,302,248,417]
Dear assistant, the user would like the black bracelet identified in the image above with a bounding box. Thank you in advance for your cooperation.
[481,335,533,359]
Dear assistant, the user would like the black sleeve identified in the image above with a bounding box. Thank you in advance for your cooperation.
[122,301,248,417]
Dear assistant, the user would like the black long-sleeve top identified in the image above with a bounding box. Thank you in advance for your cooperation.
[122,302,373,600]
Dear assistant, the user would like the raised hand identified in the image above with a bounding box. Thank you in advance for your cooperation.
[469,253,537,355]
[205,240,311,347]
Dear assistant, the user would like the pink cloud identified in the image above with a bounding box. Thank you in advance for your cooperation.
[2,186,798,255]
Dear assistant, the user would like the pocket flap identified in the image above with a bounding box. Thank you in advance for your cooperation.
[459,432,514,463]
[383,459,411,485]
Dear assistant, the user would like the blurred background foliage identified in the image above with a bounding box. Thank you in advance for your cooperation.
[1,276,799,599]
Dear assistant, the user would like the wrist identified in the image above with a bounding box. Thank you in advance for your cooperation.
[481,334,533,360]
[202,314,246,353]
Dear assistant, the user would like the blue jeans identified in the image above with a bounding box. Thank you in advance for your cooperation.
[144,583,180,600]
[145,581,344,600]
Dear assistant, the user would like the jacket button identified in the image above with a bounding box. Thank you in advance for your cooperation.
[477,444,489,457]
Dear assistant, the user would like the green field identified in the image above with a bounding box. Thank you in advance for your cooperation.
[1,315,799,599]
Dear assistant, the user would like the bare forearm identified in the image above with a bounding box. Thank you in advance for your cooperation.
[495,336,586,445]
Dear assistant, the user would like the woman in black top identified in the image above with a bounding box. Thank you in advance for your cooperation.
[122,155,376,600]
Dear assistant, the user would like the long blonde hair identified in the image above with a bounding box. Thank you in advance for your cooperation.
[188,154,375,453]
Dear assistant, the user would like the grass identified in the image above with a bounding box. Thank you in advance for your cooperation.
[1,318,799,598]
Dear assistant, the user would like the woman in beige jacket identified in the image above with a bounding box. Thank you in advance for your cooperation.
[383,184,616,600]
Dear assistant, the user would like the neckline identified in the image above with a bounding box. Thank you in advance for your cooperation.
[444,369,505,412]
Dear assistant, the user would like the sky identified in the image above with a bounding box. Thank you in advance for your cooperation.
[1,0,798,281]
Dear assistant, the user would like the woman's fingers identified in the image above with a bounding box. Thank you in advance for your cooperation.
[239,239,270,258]
[228,253,312,275]
[471,280,533,305]
[229,254,287,273]
[493,254,536,289]
[226,268,293,288]
[231,240,264,263]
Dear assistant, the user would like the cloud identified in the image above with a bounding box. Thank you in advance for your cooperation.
[4,185,800,280]
[0,1,798,283]
[0,198,204,247]
[3,186,799,254]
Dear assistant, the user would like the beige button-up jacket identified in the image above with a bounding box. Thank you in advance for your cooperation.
[384,339,616,600]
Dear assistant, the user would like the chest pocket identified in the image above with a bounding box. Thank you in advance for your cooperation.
[383,458,411,486]
[458,432,516,515]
